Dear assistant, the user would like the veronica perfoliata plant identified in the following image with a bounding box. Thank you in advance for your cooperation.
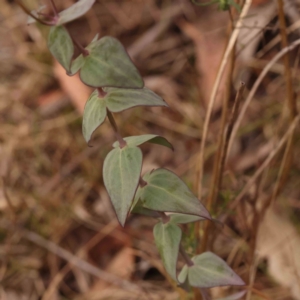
[22,0,245,297]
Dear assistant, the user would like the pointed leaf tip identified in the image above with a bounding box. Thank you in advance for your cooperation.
[139,169,211,220]
[105,87,167,112]
[80,37,144,88]
[103,146,142,226]
[188,252,245,288]
[57,0,96,25]
[82,90,107,143]
[154,222,181,281]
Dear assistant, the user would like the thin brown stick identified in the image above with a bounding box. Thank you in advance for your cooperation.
[221,115,300,223]
[227,38,300,159]
[198,19,239,253]
[15,0,54,26]
[49,0,59,17]
[0,224,141,293]
[194,0,252,198]
[270,0,298,204]
[277,0,297,119]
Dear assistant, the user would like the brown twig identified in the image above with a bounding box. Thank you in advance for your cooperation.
[227,38,300,160]
[270,0,298,205]
[15,0,55,26]
[49,0,59,17]
[221,115,300,223]
[194,0,252,198]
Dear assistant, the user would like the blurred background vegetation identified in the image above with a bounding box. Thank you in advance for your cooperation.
[0,0,300,299]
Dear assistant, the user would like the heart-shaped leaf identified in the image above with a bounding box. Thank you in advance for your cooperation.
[103,146,142,226]
[57,0,96,25]
[104,87,167,112]
[82,90,107,143]
[138,169,211,219]
[169,213,205,224]
[187,252,245,288]
[80,37,144,88]
[48,26,74,72]
[113,134,173,150]
[153,222,181,281]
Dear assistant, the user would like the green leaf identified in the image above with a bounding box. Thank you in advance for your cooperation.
[131,191,161,218]
[48,26,74,72]
[178,264,189,283]
[80,37,144,88]
[104,87,167,112]
[103,146,142,226]
[57,0,96,25]
[82,90,107,143]
[188,252,245,288]
[169,213,205,224]
[139,169,211,219]
[113,134,173,150]
[153,222,181,281]
[68,54,85,76]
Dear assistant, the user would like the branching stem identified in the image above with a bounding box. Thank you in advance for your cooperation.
[106,110,127,148]
[49,0,59,17]
[15,0,55,26]
[180,244,194,267]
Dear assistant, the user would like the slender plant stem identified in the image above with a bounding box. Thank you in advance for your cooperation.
[49,0,59,17]
[198,15,238,253]
[227,38,300,161]
[157,212,170,224]
[270,0,298,205]
[194,0,252,198]
[70,34,90,56]
[106,110,127,148]
[139,177,147,188]
[221,115,300,223]
[179,244,194,267]
[15,0,55,26]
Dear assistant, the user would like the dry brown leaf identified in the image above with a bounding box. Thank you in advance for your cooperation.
[178,19,228,111]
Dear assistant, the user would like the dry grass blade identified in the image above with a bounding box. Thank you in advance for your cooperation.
[194,0,252,198]
[227,38,300,158]
[221,114,300,222]
[15,227,142,293]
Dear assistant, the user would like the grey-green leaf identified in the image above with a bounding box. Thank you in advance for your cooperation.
[178,264,189,283]
[131,194,161,218]
[57,0,95,25]
[153,222,181,281]
[80,37,144,88]
[103,146,142,226]
[169,213,205,224]
[48,26,74,72]
[82,90,107,143]
[68,54,85,76]
[139,169,211,220]
[104,87,167,112]
[113,134,173,150]
[188,252,245,288]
